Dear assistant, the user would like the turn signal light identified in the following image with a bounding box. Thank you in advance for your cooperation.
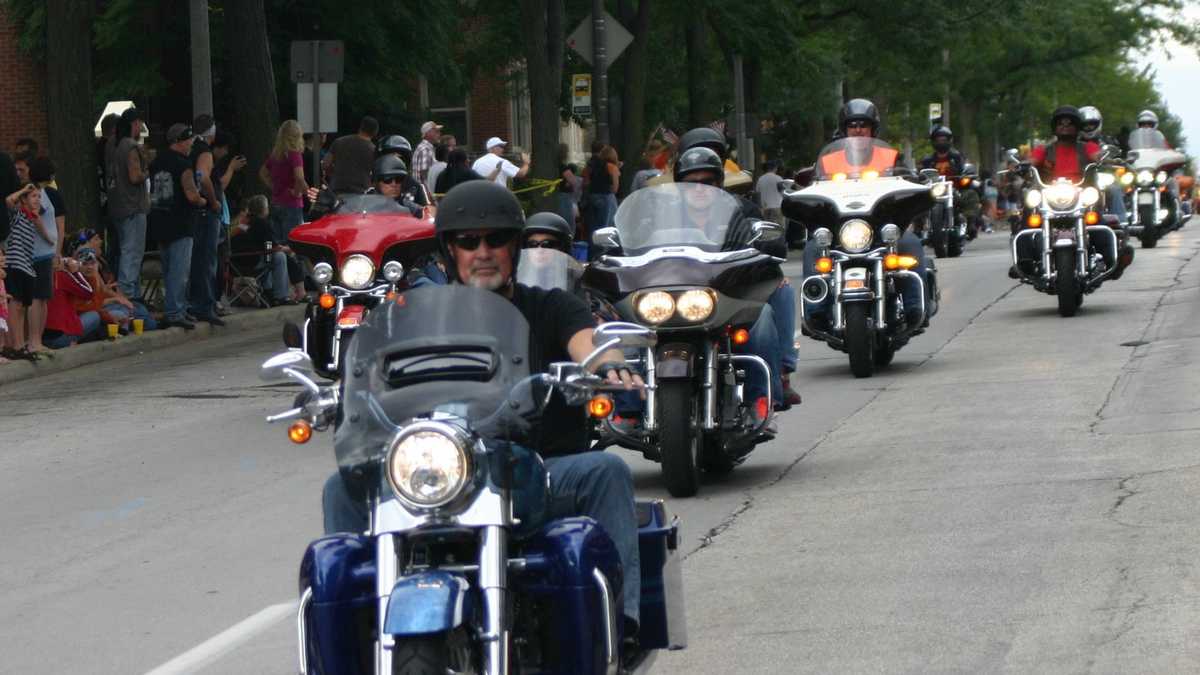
[385,291,397,301]
[959,177,972,188]
[862,170,880,180]
[885,254,919,269]
[1084,211,1100,225]
[318,293,336,310]
[588,396,614,419]
[288,420,313,444]
[815,257,834,274]
[732,328,751,345]
[832,172,848,182]
[1027,213,1043,228]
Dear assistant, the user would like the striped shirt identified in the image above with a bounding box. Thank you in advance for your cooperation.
[4,207,37,277]
[412,139,436,183]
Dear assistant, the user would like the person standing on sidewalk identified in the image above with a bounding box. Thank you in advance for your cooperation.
[325,116,377,194]
[756,161,784,224]
[471,137,530,187]
[106,108,150,299]
[411,120,441,187]
[261,120,309,243]
[149,124,206,330]
[187,115,224,326]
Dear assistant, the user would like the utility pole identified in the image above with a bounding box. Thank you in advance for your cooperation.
[189,0,213,118]
[592,0,609,143]
[941,48,950,129]
[732,54,748,169]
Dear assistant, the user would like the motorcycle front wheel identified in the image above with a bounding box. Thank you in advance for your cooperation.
[658,380,702,497]
[844,303,875,378]
[1055,248,1080,318]
[392,630,474,675]
[1139,206,1159,248]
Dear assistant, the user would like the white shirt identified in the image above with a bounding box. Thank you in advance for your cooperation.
[426,161,447,196]
[472,153,520,186]
[756,172,783,210]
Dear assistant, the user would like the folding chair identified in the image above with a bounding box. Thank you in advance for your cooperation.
[224,250,274,309]
[139,251,164,310]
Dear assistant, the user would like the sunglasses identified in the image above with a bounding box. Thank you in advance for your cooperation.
[1055,119,1077,127]
[451,230,518,251]
[380,176,405,184]
[523,238,564,250]
[76,253,97,263]
[846,121,872,129]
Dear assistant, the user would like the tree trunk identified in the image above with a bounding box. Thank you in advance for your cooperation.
[956,97,981,165]
[617,0,651,193]
[685,11,708,128]
[45,0,97,231]
[519,0,565,202]
[224,0,279,197]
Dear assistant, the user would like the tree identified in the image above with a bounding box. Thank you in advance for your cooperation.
[617,0,652,191]
[45,0,97,230]
[224,0,279,197]
[519,0,566,191]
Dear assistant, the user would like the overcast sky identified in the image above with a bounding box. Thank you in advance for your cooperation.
[1138,5,1200,158]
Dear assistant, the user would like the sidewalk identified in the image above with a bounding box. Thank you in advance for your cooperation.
[0,305,303,388]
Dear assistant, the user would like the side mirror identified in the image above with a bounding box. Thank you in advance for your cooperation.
[748,220,784,244]
[592,226,621,249]
[778,178,796,194]
[593,321,658,350]
[261,351,322,395]
[920,168,940,182]
[794,166,815,187]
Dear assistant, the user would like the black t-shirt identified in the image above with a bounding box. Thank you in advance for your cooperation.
[586,157,612,194]
[231,215,273,254]
[44,186,67,217]
[510,283,596,456]
[435,166,483,196]
[149,148,199,243]
[329,134,375,194]
[191,139,222,206]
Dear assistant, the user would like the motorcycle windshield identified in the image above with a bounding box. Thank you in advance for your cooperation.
[335,285,533,475]
[336,193,410,215]
[1128,129,1168,150]
[515,248,583,291]
[613,183,742,256]
[814,137,898,180]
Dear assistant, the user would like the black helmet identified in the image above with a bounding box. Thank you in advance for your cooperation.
[1050,105,1082,131]
[673,146,724,183]
[435,181,526,282]
[929,125,953,141]
[378,134,412,160]
[838,98,880,136]
[373,154,408,181]
[677,127,728,160]
[524,212,574,251]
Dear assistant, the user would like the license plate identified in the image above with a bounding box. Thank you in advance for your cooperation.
[844,279,867,290]
[1137,192,1154,205]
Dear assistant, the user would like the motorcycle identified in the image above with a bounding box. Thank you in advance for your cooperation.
[1011,163,1119,317]
[263,285,686,674]
[285,194,437,379]
[925,172,970,257]
[1123,128,1188,248]
[783,136,938,378]
[581,183,783,498]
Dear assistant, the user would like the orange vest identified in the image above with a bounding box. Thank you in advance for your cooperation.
[819,146,898,176]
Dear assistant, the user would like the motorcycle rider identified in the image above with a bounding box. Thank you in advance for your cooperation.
[672,145,801,409]
[1079,105,1129,225]
[919,126,966,178]
[522,211,574,254]
[377,135,430,207]
[367,155,423,217]
[322,180,647,634]
[803,98,936,328]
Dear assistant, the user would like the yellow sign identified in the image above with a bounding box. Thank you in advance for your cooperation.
[572,74,592,116]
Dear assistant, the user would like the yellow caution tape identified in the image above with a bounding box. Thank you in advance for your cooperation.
[433,178,561,199]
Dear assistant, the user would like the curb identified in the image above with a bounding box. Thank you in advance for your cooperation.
[0,305,304,388]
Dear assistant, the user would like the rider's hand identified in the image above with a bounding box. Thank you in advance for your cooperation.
[600,363,647,400]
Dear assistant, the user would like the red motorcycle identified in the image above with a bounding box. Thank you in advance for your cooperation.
[285,194,437,379]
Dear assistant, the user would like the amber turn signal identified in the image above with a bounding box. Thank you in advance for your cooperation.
[1084,211,1100,225]
[288,420,313,444]
[732,328,751,345]
[815,257,834,274]
[588,396,614,419]
[318,293,336,310]
[1027,213,1043,228]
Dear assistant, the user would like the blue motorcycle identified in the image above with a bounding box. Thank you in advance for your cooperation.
[262,284,686,674]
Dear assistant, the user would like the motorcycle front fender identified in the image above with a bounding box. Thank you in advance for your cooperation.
[655,342,695,379]
[383,570,472,636]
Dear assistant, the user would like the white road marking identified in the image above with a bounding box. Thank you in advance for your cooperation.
[143,600,296,675]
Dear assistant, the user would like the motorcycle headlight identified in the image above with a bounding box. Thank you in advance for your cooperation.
[1120,172,1135,186]
[676,289,716,322]
[636,291,675,324]
[1156,171,1168,184]
[1081,187,1100,207]
[811,227,833,248]
[382,261,405,283]
[339,254,376,289]
[880,223,901,244]
[1045,183,1078,210]
[1097,173,1115,189]
[312,262,334,285]
[1137,170,1155,186]
[930,182,948,198]
[1025,189,1042,208]
[386,423,472,509]
[838,219,873,253]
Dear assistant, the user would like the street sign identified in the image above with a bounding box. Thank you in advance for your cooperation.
[566,11,634,67]
[572,74,592,117]
[928,103,943,122]
[297,83,339,133]
[289,40,345,83]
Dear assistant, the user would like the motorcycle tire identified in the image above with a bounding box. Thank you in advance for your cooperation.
[391,631,473,675]
[1139,207,1159,248]
[933,231,948,258]
[658,380,702,497]
[844,304,875,378]
[1055,248,1079,318]
[948,234,963,257]
[874,337,896,368]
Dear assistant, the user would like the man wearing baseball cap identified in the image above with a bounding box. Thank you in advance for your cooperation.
[148,123,208,329]
[411,120,442,186]
[471,136,530,187]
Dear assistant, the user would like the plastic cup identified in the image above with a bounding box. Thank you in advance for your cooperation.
[106,323,119,339]
[132,319,144,335]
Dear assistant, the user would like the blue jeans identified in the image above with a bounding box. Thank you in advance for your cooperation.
[272,205,305,243]
[160,236,194,321]
[102,301,158,330]
[1106,184,1128,222]
[45,311,101,348]
[263,251,290,300]
[769,283,798,374]
[803,231,929,323]
[321,449,641,624]
[737,303,782,402]
[189,211,219,317]
[115,212,147,299]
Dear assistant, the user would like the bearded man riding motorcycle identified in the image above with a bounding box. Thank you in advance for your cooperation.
[802,98,936,328]
[322,180,648,636]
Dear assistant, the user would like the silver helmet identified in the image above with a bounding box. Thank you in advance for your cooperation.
[1136,109,1159,129]
[1079,106,1102,140]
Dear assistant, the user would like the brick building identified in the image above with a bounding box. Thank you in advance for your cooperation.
[0,7,48,153]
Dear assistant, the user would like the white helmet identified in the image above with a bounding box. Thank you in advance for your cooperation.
[1137,109,1159,128]
[1079,106,1102,140]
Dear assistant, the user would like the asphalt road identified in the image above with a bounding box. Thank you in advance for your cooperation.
[2,223,1198,674]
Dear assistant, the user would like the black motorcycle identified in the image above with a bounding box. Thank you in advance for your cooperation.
[582,183,784,498]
